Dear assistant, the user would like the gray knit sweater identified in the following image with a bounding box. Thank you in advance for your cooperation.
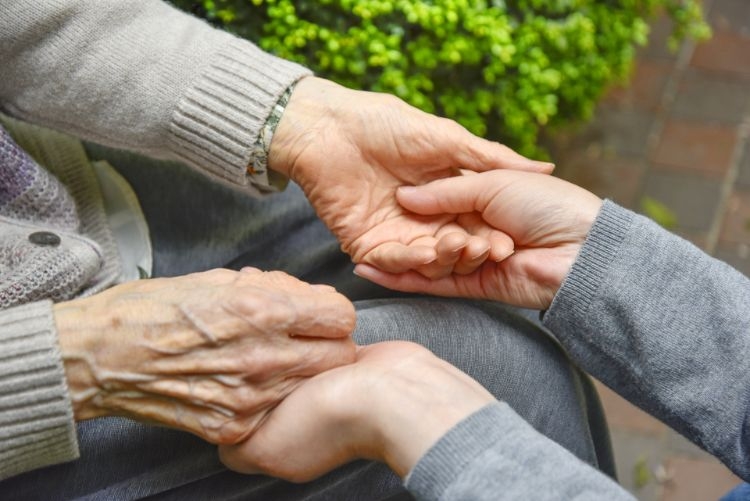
[405,201,750,500]
[0,0,309,479]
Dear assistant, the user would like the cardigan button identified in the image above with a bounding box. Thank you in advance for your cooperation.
[28,231,61,247]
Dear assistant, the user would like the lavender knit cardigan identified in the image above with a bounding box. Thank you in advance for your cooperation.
[0,0,310,479]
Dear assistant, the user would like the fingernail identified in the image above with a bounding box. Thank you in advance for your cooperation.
[353,264,370,277]
[530,160,554,168]
[421,249,438,265]
[449,245,464,256]
[471,245,491,261]
[494,249,515,262]
[397,186,418,196]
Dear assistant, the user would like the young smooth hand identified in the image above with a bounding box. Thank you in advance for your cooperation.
[219,341,495,481]
[270,77,553,279]
[354,170,603,309]
[55,268,356,445]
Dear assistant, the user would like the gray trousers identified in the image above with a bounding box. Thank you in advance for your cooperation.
[3,148,614,499]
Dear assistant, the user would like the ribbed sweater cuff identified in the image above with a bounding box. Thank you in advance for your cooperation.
[0,300,79,480]
[167,38,312,193]
[404,403,505,500]
[545,200,634,322]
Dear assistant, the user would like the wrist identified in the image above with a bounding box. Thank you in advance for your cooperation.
[267,76,342,180]
[359,346,495,477]
[54,300,107,420]
[250,81,297,181]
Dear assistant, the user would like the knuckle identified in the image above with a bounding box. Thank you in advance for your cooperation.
[206,268,235,281]
[213,418,252,445]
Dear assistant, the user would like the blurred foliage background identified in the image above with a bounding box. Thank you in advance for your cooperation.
[170,0,709,157]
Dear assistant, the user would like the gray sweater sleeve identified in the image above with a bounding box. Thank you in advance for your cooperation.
[0,0,312,193]
[405,200,749,499]
[405,403,633,501]
[544,200,750,479]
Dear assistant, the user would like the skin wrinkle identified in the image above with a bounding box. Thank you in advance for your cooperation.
[224,291,296,338]
[139,342,190,356]
[212,374,243,387]
[55,267,357,446]
[179,302,220,345]
[62,346,252,423]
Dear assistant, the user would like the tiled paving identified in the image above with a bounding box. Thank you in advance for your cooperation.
[550,0,749,499]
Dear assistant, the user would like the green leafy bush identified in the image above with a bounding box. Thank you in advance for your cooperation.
[172,0,708,156]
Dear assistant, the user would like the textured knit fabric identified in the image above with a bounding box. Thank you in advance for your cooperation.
[2,116,122,300]
[0,126,78,231]
[405,201,750,500]
[1,0,311,193]
[407,403,630,501]
[0,300,78,480]
[0,151,610,498]
[0,0,310,479]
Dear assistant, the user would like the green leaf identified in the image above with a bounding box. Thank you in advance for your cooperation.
[640,197,679,230]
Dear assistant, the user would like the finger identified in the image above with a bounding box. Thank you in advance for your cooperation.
[354,264,465,297]
[361,241,437,273]
[239,266,263,274]
[96,390,265,444]
[147,333,355,377]
[310,284,337,293]
[453,236,491,275]
[454,212,514,263]
[488,231,515,262]
[435,232,468,266]
[227,287,356,339]
[285,291,357,339]
[396,175,496,216]
[134,374,304,416]
[414,261,454,280]
[412,233,468,279]
[442,122,553,173]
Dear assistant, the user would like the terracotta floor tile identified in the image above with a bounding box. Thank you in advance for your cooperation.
[605,60,674,112]
[671,68,750,124]
[641,168,722,232]
[720,189,750,244]
[736,142,750,188]
[708,0,750,35]
[691,31,750,80]
[594,380,667,435]
[651,120,738,175]
[638,15,678,61]
[715,242,750,277]
[660,456,741,501]
[553,149,646,208]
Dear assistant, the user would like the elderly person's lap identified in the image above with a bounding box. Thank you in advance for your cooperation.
[1,149,612,499]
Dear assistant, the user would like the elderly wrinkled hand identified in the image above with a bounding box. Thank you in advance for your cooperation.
[54,267,356,445]
[219,341,494,482]
[270,77,553,279]
[354,170,603,309]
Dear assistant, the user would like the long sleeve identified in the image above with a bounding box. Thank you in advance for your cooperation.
[405,403,633,501]
[0,0,312,479]
[0,300,78,480]
[0,0,312,193]
[406,200,749,500]
[543,201,750,480]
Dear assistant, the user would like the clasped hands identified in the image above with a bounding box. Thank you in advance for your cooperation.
[218,77,602,480]
[55,76,602,482]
